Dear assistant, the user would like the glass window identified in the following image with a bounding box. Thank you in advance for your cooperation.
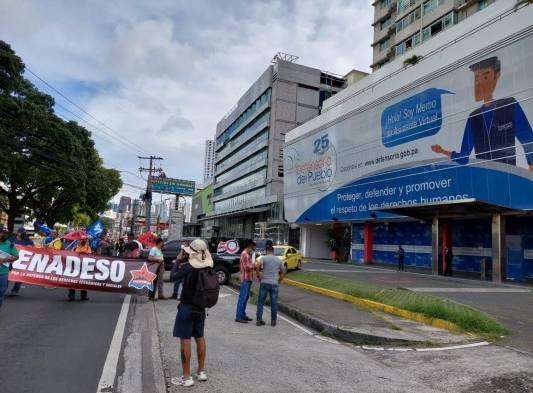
[396,6,421,33]
[397,0,416,14]
[479,0,488,10]
[379,38,390,51]
[215,150,268,184]
[213,187,266,214]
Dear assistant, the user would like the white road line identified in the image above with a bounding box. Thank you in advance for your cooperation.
[304,269,393,273]
[414,341,490,352]
[407,287,531,293]
[225,286,317,337]
[96,295,131,393]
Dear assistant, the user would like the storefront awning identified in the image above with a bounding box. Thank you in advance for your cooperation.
[370,198,516,220]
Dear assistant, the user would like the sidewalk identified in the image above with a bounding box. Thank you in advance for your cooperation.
[302,260,533,353]
[229,279,473,347]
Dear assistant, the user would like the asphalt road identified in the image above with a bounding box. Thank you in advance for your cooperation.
[0,283,125,393]
[155,285,533,393]
[302,261,533,353]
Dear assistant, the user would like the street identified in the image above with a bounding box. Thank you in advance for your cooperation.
[2,282,533,392]
[0,284,125,393]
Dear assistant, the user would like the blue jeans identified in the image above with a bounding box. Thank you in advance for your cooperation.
[235,280,252,320]
[256,283,279,322]
[0,274,9,309]
[173,278,182,297]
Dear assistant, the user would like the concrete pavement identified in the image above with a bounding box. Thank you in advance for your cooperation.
[153,283,533,393]
[0,284,125,393]
[302,260,533,353]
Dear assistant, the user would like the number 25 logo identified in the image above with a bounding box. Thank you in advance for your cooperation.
[313,134,329,155]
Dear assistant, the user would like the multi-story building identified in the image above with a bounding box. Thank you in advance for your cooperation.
[371,0,497,70]
[203,140,216,184]
[210,53,347,243]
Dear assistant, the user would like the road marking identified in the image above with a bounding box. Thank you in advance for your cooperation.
[304,269,394,274]
[414,341,490,352]
[96,295,131,393]
[224,286,323,338]
[407,287,531,293]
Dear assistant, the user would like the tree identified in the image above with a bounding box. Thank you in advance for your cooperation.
[0,40,122,231]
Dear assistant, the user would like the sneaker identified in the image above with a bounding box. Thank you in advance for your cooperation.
[81,297,89,301]
[256,320,266,326]
[171,376,194,387]
[243,316,253,321]
[235,319,248,323]
[170,293,178,299]
[197,371,208,382]
[7,291,18,297]
[271,320,277,327]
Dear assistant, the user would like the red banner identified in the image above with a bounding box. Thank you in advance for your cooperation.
[8,246,160,295]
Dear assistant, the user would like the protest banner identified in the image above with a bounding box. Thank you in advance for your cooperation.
[8,246,160,295]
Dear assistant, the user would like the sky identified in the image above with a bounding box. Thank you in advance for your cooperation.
[0,0,373,200]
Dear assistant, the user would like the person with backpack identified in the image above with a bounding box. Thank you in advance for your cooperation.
[170,239,219,387]
[0,226,19,310]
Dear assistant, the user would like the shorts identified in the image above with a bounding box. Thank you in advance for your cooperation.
[173,303,206,339]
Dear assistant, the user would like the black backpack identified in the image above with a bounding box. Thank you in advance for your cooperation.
[191,267,220,309]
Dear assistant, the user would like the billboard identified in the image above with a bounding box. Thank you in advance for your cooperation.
[191,184,213,221]
[151,177,195,196]
[284,32,533,223]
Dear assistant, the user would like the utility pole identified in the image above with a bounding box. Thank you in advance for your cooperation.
[138,155,163,233]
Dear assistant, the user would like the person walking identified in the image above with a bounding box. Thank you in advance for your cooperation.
[235,240,256,323]
[68,238,91,301]
[398,245,405,272]
[48,230,63,250]
[444,247,454,277]
[0,226,18,310]
[8,227,34,296]
[148,238,168,300]
[170,239,214,387]
[255,243,284,327]
[115,238,126,256]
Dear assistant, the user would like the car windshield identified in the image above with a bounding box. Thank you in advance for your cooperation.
[273,247,285,256]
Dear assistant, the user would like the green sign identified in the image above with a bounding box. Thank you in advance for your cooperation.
[151,177,195,196]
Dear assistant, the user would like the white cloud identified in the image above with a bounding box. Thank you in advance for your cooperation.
[0,0,373,200]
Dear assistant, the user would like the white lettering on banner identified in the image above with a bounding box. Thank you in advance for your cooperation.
[29,253,49,273]
[12,250,127,282]
[64,256,81,277]
[44,255,63,275]
[95,259,111,280]
[80,257,97,280]
[12,249,32,269]
[110,261,125,283]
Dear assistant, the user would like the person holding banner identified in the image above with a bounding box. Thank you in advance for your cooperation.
[148,238,168,300]
[0,226,19,309]
[8,227,34,296]
[68,239,92,301]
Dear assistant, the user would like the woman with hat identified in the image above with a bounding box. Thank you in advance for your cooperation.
[170,239,213,387]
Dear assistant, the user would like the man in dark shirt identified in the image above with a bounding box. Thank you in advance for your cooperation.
[170,239,213,388]
[432,56,533,169]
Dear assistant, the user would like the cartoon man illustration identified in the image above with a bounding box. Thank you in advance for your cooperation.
[431,56,533,171]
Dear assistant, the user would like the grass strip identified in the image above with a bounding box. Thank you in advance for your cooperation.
[287,271,507,340]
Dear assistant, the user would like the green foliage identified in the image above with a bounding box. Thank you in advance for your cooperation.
[71,210,91,228]
[0,40,122,231]
[325,227,339,251]
[403,55,423,66]
[289,271,507,339]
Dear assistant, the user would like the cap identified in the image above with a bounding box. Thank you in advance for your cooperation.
[17,227,26,234]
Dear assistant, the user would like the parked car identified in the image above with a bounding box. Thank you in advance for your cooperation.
[140,238,240,285]
[258,245,303,271]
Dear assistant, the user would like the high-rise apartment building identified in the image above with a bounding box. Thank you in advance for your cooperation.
[209,53,347,243]
[203,140,215,184]
[371,0,497,70]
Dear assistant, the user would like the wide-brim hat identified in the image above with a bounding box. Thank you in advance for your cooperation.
[183,239,213,269]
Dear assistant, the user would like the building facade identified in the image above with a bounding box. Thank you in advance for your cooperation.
[371,0,497,70]
[210,54,346,243]
[203,140,216,184]
[285,0,533,282]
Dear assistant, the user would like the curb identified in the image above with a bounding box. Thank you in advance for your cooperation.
[284,278,461,333]
[228,280,429,346]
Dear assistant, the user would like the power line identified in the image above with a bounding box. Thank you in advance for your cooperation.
[25,66,150,155]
